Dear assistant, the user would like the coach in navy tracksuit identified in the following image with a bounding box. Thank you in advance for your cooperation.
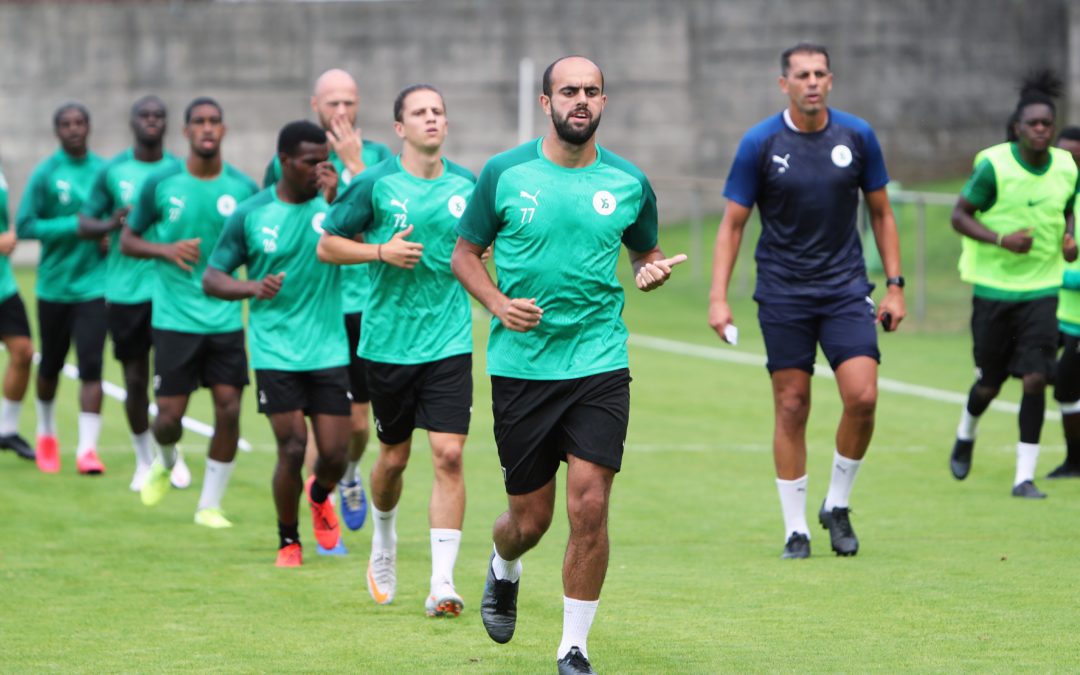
[708,43,906,560]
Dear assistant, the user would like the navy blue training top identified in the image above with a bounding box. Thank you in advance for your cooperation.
[723,108,889,301]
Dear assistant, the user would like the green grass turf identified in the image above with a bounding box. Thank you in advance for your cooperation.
[3,203,1079,672]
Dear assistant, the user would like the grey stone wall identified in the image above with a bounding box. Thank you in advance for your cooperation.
[0,0,1074,224]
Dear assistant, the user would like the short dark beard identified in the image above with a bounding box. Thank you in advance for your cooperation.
[552,109,601,146]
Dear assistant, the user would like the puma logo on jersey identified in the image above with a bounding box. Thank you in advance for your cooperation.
[390,198,409,214]
[55,179,72,204]
[261,225,280,238]
[520,189,540,206]
[168,196,185,222]
[119,180,136,204]
[262,225,280,253]
[772,154,791,173]
[169,196,185,208]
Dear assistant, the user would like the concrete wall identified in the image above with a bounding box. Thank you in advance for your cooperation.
[0,0,1074,223]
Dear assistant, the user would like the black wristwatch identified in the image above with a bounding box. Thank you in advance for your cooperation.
[886,276,905,289]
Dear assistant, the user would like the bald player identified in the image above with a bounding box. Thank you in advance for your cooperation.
[264,69,393,532]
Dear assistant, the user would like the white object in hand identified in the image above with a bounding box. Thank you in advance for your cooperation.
[723,324,739,346]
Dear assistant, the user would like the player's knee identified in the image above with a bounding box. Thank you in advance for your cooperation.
[8,339,33,369]
[351,416,369,436]
[843,386,877,419]
[568,489,608,534]
[153,416,182,444]
[279,436,306,469]
[774,390,810,424]
[379,444,411,474]
[431,442,464,475]
[1022,374,1047,395]
[214,396,242,424]
[514,514,552,546]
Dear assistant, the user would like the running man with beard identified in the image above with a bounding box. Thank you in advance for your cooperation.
[453,56,684,674]
[122,97,258,528]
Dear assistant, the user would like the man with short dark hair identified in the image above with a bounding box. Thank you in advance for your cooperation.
[320,84,475,617]
[122,97,258,528]
[16,102,108,475]
[206,120,350,566]
[266,68,394,532]
[79,95,191,491]
[709,43,906,559]
[0,158,34,462]
[452,56,683,674]
[1045,125,1080,479]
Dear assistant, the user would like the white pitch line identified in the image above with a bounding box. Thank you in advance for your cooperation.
[627,333,1059,421]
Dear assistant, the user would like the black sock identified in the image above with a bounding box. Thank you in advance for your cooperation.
[1019,392,1045,444]
[1066,440,1080,466]
[278,521,300,549]
[967,384,995,417]
[310,479,331,504]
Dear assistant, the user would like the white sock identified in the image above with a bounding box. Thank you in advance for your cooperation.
[343,460,359,484]
[824,450,862,510]
[430,528,461,589]
[491,543,522,582]
[1015,442,1040,485]
[957,408,980,441]
[132,431,154,467]
[371,505,398,552]
[76,412,102,459]
[159,443,178,469]
[35,399,56,436]
[558,597,599,660]
[776,475,810,539]
[197,458,235,510]
[0,398,22,435]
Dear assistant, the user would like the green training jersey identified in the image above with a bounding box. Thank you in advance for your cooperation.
[0,164,16,302]
[325,156,476,365]
[959,143,1079,299]
[15,149,106,302]
[457,138,659,380]
[128,162,257,334]
[209,188,347,371]
[81,149,180,304]
[264,141,394,315]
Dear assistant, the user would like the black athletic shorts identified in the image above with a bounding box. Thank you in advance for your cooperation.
[152,328,249,396]
[0,293,30,338]
[365,353,472,445]
[491,368,631,496]
[344,312,370,404]
[38,298,107,381]
[107,301,152,361]
[972,295,1058,388]
[255,367,351,416]
[758,293,880,374]
[1055,333,1080,403]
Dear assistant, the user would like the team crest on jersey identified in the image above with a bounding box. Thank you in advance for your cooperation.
[217,194,238,216]
[448,195,466,218]
[55,180,72,205]
[831,144,853,168]
[311,212,326,234]
[119,180,136,204]
[592,190,616,216]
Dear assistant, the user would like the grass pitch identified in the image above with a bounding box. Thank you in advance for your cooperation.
[2,207,1079,672]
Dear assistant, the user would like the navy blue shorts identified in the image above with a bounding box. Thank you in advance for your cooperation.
[757,294,880,374]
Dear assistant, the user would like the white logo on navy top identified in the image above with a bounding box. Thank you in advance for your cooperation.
[593,190,616,216]
[311,212,326,234]
[771,154,791,174]
[448,195,466,218]
[217,194,237,216]
[831,145,853,168]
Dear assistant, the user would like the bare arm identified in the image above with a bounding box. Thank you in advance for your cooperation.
[628,246,687,292]
[202,267,283,301]
[865,188,906,330]
[951,196,1032,253]
[451,237,542,332]
[1063,210,1077,262]
[707,200,753,342]
[317,225,423,269]
[77,207,128,239]
[120,225,201,271]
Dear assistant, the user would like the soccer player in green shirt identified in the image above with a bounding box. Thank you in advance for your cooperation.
[205,120,350,567]
[1048,126,1080,479]
[79,95,191,492]
[16,103,108,475]
[122,97,258,528]
[319,85,475,616]
[452,57,685,674]
[949,72,1079,498]
[265,68,394,532]
[0,159,35,462]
